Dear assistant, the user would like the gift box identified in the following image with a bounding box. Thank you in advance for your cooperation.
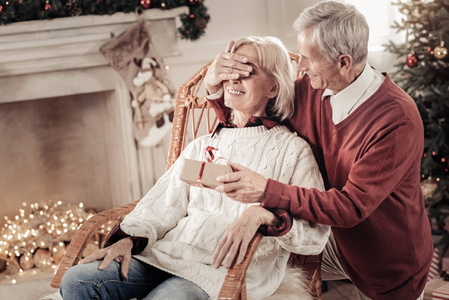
[180,158,233,189]
[425,277,449,300]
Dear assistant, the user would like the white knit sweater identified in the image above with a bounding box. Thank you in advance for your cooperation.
[121,125,330,299]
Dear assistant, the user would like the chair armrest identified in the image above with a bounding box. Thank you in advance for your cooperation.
[50,200,140,288]
[289,253,323,299]
[217,232,263,300]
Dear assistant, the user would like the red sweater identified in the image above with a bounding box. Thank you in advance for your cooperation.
[263,74,432,299]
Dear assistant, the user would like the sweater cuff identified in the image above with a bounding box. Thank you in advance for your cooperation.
[262,179,291,210]
[103,221,148,255]
[258,208,293,237]
[205,88,223,100]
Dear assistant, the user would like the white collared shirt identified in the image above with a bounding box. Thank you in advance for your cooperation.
[322,63,385,125]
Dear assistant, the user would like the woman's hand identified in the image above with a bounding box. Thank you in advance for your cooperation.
[215,162,268,204]
[80,237,133,280]
[204,40,253,95]
[212,206,279,269]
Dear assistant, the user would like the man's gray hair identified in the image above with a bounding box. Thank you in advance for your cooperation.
[293,1,369,67]
[232,36,295,121]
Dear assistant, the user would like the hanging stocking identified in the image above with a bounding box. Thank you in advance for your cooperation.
[99,17,176,147]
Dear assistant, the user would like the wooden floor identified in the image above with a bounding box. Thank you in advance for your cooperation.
[322,280,358,300]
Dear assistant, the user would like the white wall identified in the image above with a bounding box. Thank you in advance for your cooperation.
[164,0,398,90]
[164,0,316,89]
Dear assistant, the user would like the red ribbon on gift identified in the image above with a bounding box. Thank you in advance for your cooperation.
[195,146,227,188]
[197,162,207,186]
[204,146,226,164]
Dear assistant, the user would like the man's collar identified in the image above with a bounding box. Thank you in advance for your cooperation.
[321,64,375,116]
[321,63,374,102]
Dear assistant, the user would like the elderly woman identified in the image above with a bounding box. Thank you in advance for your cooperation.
[60,36,329,300]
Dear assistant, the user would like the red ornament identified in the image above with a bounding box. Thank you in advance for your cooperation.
[189,0,201,5]
[405,52,418,68]
[0,5,3,13]
[140,0,151,9]
[44,1,52,11]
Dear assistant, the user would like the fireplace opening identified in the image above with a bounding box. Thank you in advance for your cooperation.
[0,91,128,227]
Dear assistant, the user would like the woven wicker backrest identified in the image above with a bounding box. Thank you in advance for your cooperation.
[166,52,300,170]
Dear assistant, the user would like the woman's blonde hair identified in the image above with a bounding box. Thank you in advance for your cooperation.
[231,36,295,121]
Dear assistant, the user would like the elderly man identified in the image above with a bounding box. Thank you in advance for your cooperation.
[205,1,432,299]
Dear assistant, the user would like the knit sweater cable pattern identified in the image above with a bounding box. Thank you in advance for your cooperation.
[120,125,330,299]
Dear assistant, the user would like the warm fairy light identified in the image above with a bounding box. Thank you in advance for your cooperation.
[0,200,116,283]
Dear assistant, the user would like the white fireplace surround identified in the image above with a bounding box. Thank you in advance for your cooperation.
[0,7,188,225]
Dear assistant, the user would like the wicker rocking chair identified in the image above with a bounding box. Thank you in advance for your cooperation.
[50,52,323,300]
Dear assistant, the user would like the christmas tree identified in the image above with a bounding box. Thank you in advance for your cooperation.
[385,0,449,241]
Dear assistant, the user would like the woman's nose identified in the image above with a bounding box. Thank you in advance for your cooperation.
[228,77,241,84]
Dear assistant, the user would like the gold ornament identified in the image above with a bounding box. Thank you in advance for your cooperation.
[6,256,20,274]
[33,248,52,268]
[19,253,34,270]
[434,41,448,59]
[51,242,66,264]
[421,177,437,199]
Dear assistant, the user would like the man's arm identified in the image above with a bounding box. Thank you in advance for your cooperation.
[219,119,423,228]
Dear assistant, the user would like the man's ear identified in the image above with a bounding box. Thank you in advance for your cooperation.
[338,54,353,74]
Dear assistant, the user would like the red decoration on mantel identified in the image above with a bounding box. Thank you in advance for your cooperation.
[44,0,52,11]
[140,0,151,9]
[406,52,418,68]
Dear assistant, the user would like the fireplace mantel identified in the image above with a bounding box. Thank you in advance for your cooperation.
[0,7,188,103]
[0,8,188,227]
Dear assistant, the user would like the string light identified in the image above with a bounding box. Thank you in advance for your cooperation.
[0,200,116,283]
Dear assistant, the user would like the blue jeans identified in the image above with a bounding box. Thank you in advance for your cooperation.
[60,258,210,300]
